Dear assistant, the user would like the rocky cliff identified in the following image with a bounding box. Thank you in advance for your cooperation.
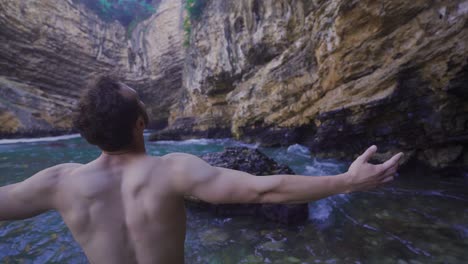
[163,0,468,172]
[0,0,185,136]
[1,0,467,172]
[125,0,185,128]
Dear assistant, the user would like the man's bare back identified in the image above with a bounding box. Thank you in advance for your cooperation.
[56,154,186,264]
[0,78,403,263]
[1,153,189,263]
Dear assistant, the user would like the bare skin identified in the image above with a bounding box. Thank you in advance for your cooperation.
[0,84,403,264]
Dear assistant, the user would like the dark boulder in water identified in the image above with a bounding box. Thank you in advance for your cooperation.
[185,147,309,225]
[201,147,293,176]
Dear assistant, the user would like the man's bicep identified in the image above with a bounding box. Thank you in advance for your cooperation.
[168,153,262,204]
[202,167,269,204]
[0,182,50,221]
[0,164,71,221]
[168,153,220,196]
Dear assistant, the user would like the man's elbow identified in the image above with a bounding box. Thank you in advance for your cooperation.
[256,192,287,204]
[253,176,287,204]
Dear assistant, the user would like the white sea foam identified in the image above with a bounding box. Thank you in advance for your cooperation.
[0,134,81,145]
[155,138,228,145]
[303,157,345,176]
[309,199,334,221]
[286,144,310,157]
[154,138,258,148]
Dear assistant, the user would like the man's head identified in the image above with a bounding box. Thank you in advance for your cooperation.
[73,76,149,152]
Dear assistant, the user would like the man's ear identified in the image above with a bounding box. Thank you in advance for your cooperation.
[136,116,146,130]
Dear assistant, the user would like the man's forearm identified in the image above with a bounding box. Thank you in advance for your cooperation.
[259,173,351,204]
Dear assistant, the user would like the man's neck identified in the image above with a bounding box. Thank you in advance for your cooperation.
[102,144,146,156]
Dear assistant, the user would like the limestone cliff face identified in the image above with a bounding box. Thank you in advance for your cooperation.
[0,0,185,136]
[1,0,467,171]
[125,0,185,128]
[168,0,468,170]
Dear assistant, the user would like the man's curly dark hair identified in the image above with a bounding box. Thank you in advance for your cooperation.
[73,76,145,152]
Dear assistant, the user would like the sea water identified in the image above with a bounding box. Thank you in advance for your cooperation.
[0,134,467,263]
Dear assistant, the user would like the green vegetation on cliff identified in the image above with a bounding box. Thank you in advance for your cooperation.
[76,0,156,29]
[184,0,206,47]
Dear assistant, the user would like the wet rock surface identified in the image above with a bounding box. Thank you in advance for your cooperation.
[149,116,231,141]
[185,147,309,225]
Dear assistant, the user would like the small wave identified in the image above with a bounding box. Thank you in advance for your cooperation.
[177,139,210,145]
[309,199,334,221]
[303,158,346,176]
[387,233,431,257]
[388,188,468,202]
[235,141,260,148]
[287,144,310,157]
[153,138,258,148]
[304,165,328,176]
[154,138,231,145]
[0,134,81,145]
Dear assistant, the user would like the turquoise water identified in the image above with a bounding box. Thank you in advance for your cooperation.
[0,134,467,263]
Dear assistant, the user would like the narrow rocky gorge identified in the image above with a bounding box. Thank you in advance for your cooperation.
[0,0,185,136]
[1,0,467,172]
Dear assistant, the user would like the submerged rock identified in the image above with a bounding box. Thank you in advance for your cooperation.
[185,147,309,225]
[242,254,264,263]
[258,241,285,252]
[198,228,230,246]
[201,147,294,176]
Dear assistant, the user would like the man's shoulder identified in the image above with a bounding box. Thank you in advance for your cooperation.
[159,152,215,183]
[50,163,83,175]
[161,152,197,160]
[160,152,205,170]
[20,163,84,196]
[161,152,200,164]
[37,163,83,177]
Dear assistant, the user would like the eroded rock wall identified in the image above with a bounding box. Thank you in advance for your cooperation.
[125,0,186,128]
[1,0,467,171]
[0,0,185,136]
[168,0,468,170]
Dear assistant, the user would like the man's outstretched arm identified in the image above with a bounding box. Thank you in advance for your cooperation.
[167,146,403,204]
[0,164,79,221]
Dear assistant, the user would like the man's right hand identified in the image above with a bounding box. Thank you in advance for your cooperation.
[345,145,403,193]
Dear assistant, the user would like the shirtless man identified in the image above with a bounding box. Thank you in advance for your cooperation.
[0,77,403,264]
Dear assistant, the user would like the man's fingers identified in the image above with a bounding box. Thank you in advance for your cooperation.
[382,162,398,175]
[376,154,401,179]
[380,166,398,179]
[359,145,378,163]
[381,152,403,171]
